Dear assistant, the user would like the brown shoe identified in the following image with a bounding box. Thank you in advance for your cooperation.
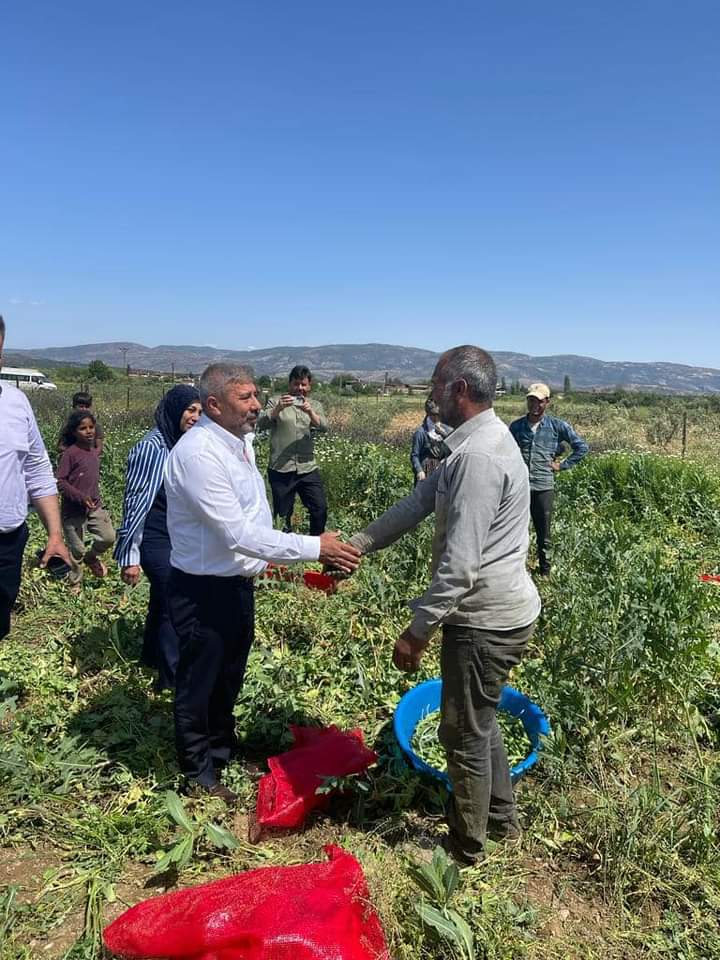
[85,556,107,578]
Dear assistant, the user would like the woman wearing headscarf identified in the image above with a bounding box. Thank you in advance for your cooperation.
[115,385,201,691]
[410,398,451,485]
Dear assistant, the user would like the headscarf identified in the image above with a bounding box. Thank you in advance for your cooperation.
[154,384,201,450]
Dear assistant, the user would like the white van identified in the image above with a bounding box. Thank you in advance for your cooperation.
[0,366,58,390]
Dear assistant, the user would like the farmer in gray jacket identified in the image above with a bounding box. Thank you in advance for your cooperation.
[350,345,540,866]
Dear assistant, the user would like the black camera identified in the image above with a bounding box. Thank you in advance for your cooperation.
[35,549,72,580]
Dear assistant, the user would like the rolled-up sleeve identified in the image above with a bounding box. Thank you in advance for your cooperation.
[409,452,501,640]
[178,449,320,564]
[25,412,57,502]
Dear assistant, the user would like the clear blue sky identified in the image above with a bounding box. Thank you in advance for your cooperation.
[2,1,718,366]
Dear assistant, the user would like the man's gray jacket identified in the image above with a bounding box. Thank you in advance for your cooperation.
[351,408,541,640]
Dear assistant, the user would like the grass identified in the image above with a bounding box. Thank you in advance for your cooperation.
[1,389,719,958]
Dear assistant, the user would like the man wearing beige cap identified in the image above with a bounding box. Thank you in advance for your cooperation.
[509,383,588,576]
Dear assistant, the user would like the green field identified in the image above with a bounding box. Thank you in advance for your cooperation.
[1,388,720,959]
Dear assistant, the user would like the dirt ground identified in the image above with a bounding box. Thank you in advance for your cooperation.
[0,825,649,960]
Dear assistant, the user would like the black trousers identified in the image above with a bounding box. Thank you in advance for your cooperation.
[168,569,255,785]
[0,523,29,640]
[530,489,554,574]
[268,467,327,535]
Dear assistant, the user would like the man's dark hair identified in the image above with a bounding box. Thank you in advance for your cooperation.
[289,365,312,383]
[441,345,497,405]
[72,391,93,408]
[59,409,96,449]
[0,315,5,339]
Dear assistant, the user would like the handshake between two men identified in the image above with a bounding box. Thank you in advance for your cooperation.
[316,530,361,576]
[161,350,541,867]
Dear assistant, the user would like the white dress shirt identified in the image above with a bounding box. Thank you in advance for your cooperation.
[0,384,57,533]
[164,414,320,577]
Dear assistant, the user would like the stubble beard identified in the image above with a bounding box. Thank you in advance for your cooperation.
[439,386,462,428]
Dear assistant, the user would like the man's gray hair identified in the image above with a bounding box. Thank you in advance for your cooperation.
[199,362,256,406]
[440,345,497,404]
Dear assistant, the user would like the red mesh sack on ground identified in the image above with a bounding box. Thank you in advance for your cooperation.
[256,725,378,829]
[103,845,389,960]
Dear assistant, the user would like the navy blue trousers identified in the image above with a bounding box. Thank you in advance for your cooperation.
[168,568,255,785]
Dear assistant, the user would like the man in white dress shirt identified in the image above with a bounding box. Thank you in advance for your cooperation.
[0,316,72,639]
[164,362,361,803]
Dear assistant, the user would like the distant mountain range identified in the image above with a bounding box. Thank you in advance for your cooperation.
[7,341,720,394]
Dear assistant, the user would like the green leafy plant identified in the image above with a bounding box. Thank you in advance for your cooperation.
[4,388,720,959]
[154,790,239,874]
[407,846,475,960]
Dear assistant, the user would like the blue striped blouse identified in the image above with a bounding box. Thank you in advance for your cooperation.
[113,427,169,567]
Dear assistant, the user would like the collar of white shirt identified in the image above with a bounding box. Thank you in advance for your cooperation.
[199,413,251,457]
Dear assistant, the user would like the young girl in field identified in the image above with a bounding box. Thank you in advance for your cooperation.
[56,410,116,585]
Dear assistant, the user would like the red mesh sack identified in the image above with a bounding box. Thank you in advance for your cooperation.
[103,845,389,960]
[256,726,378,829]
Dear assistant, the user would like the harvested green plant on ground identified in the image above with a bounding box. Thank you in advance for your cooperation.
[1,387,719,959]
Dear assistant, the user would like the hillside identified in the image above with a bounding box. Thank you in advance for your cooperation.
[8,342,720,393]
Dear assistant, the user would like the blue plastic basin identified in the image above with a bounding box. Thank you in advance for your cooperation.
[393,678,551,788]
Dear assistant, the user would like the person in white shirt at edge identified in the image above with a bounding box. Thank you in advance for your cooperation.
[0,315,72,640]
[164,362,361,804]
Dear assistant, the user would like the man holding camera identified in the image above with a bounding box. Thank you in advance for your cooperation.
[257,365,328,535]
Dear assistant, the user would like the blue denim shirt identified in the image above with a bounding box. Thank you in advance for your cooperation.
[509,415,588,492]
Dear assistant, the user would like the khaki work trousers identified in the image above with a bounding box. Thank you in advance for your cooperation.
[63,508,115,584]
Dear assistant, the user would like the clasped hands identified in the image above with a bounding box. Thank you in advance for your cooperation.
[318,531,361,575]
